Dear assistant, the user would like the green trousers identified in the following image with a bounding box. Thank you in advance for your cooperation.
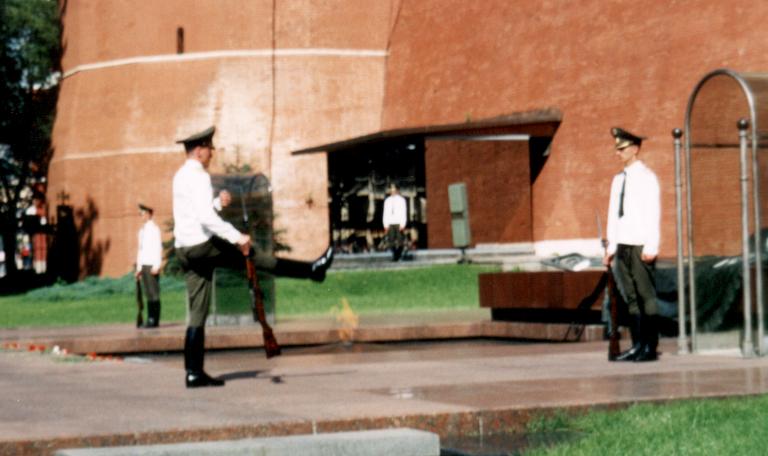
[139,265,160,302]
[176,237,276,328]
[614,244,657,316]
[385,224,406,260]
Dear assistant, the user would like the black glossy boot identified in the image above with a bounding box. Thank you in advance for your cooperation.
[310,246,334,281]
[274,247,334,282]
[144,301,160,328]
[184,327,225,388]
[615,315,642,361]
[634,316,659,362]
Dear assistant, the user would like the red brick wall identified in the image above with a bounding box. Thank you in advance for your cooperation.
[382,0,768,257]
[425,140,531,247]
[686,73,750,256]
[689,148,741,256]
[53,0,768,276]
[52,0,393,276]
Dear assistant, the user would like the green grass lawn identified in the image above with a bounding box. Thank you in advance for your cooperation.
[523,395,768,455]
[0,264,499,328]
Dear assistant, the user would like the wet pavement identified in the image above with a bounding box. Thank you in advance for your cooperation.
[2,313,768,455]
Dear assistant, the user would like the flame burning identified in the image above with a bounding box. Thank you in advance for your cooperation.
[332,297,359,344]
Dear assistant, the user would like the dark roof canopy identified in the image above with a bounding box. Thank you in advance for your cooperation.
[292,108,562,155]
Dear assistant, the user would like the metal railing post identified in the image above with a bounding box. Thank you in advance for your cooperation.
[739,118,755,357]
[750,125,765,355]
[673,128,688,354]
[685,126,698,352]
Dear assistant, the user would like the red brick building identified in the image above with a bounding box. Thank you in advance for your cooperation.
[49,0,768,276]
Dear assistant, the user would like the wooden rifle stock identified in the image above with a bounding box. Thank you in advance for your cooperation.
[606,263,621,360]
[597,213,621,360]
[602,237,621,361]
[135,276,144,328]
[237,182,280,358]
[246,256,282,358]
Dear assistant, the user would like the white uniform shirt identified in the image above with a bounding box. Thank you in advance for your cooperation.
[136,219,162,270]
[382,194,407,228]
[172,159,241,248]
[606,160,661,257]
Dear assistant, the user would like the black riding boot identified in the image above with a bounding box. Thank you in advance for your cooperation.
[274,247,334,282]
[616,314,643,361]
[145,301,160,327]
[634,316,659,362]
[184,327,224,388]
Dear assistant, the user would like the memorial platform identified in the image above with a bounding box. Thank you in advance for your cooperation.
[0,309,605,355]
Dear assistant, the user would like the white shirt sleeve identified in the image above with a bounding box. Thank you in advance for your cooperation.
[641,172,661,257]
[382,198,392,228]
[146,222,163,269]
[606,174,622,256]
[136,228,143,271]
[194,172,242,244]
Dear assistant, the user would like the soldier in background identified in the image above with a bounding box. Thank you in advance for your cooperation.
[603,127,661,362]
[382,183,407,261]
[135,203,162,328]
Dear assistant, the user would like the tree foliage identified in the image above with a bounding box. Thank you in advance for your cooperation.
[0,0,61,277]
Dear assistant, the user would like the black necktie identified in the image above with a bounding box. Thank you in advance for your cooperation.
[618,172,626,218]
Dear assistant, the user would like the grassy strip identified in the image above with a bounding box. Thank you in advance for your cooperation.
[524,395,768,455]
[0,265,498,327]
[270,264,498,316]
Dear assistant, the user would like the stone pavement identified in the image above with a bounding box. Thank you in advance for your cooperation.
[2,311,768,455]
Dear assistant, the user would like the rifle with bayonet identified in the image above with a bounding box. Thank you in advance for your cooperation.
[238,184,281,358]
[597,212,621,360]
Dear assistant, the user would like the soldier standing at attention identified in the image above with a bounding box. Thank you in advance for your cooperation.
[382,183,407,261]
[603,127,661,362]
[173,126,334,388]
[135,203,163,328]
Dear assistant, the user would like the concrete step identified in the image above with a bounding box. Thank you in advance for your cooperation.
[55,428,440,456]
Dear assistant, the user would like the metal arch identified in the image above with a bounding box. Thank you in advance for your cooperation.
[682,68,763,356]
